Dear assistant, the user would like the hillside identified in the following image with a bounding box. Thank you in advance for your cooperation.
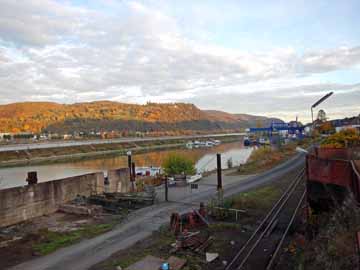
[204,110,281,126]
[0,101,282,134]
[202,110,240,122]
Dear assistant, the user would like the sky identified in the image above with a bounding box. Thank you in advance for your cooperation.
[0,0,359,122]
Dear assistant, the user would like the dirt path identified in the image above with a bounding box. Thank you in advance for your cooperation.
[8,153,305,270]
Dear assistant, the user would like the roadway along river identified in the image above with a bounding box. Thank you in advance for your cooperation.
[0,133,245,152]
[0,141,253,189]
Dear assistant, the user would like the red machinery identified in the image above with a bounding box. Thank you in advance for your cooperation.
[170,203,207,234]
[169,203,211,251]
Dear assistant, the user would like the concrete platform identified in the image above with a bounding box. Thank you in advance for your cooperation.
[125,255,163,270]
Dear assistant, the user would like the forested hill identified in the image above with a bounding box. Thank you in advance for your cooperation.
[0,101,282,134]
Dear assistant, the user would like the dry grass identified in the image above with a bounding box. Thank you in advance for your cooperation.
[235,144,297,175]
[227,185,281,211]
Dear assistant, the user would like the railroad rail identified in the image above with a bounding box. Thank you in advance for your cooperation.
[226,168,306,270]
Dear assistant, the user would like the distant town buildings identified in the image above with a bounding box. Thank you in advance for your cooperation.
[333,115,360,133]
[0,133,11,141]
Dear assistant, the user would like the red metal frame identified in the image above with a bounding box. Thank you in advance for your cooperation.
[306,147,360,203]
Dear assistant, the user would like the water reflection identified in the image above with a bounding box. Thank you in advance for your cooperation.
[0,142,253,189]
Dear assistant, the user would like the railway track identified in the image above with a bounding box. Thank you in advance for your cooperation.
[225,168,306,270]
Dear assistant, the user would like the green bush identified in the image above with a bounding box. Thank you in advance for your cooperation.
[162,153,196,175]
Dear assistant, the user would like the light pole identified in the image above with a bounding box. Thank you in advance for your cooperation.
[310,91,333,133]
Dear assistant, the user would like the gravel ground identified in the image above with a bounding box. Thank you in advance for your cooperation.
[7,153,305,270]
[90,164,305,270]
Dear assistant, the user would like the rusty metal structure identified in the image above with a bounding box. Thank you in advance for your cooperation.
[170,204,207,235]
[306,147,360,210]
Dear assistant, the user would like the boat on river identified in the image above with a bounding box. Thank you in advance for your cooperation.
[185,140,221,149]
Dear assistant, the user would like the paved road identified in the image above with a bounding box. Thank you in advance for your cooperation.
[8,152,305,270]
[0,133,245,152]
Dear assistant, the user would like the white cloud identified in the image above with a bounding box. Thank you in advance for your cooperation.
[300,46,360,73]
[0,0,359,123]
[0,0,90,46]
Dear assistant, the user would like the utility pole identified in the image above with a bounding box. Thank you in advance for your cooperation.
[131,162,136,180]
[217,153,223,205]
[127,150,132,182]
[217,153,222,190]
[131,162,136,192]
[310,91,333,135]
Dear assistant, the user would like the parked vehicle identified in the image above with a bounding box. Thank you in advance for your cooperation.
[244,136,251,146]
[186,173,203,183]
[135,166,162,177]
[259,137,270,145]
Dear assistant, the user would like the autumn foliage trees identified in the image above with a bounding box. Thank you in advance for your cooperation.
[321,129,360,148]
[0,101,276,135]
[318,121,335,134]
[0,101,208,133]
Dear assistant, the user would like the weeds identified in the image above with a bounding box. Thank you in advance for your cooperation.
[227,185,281,211]
[33,223,113,255]
[235,145,294,174]
[235,140,312,175]
[305,196,360,270]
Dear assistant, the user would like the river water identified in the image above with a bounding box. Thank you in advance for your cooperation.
[0,142,253,189]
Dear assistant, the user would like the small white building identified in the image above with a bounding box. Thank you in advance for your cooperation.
[336,124,360,133]
[304,126,312,135]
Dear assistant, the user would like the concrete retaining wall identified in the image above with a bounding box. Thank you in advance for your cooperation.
[0,172,104,227]
[107,168,131,193]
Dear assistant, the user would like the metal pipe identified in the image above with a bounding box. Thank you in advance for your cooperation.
[311,91,333,109]
[311,107,314,132]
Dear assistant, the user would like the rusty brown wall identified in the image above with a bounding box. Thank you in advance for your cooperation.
[0,172,104,227]
[306,155,353,187]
